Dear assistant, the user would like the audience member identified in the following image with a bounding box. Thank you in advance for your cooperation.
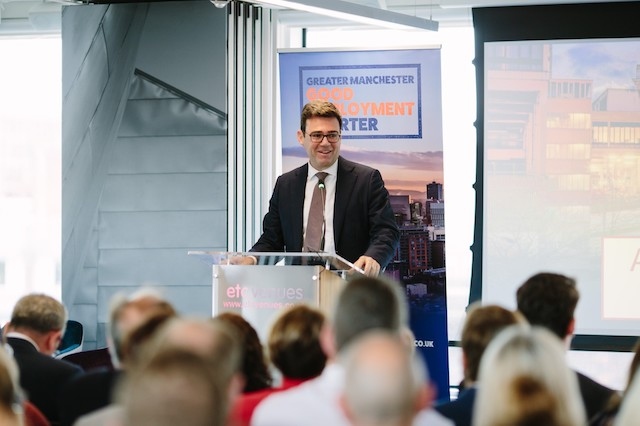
[267,304,326,382]
[143,316,245,423]
[435,303,521,426]
[73,302,177,426]
[516,272,615,421]
[118,308,178,367]
[106,290,177,369]
[612,352,640,426]
[617,387,637,426]
[252,275,451,426]
[59,289,176,426]
[230,304,327,426]
[590,339,640,426]
[5,294,83,425]
[117,347,227,426]
[340,330,431,426]
[0,343,23,426]
[473,325,586,426]
[216,312,272,392]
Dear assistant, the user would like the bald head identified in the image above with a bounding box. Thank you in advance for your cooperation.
[341,331,430,426]
[147,317,242,385]
[119,348,227,426]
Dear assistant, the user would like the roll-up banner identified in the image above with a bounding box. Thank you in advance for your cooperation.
[279,47,450,401]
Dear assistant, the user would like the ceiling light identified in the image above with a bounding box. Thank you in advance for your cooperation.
[244,0,439,31]
[210,0,232,8]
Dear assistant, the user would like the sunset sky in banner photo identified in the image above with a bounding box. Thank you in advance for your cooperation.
[279,48,443,203]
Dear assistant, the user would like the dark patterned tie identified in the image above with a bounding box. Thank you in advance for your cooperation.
[304,172,329,252]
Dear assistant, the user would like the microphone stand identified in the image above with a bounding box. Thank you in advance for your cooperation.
[318,178,326,252]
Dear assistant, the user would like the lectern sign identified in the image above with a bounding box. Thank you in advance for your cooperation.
[214,265,320,340]
[189,251,353,341]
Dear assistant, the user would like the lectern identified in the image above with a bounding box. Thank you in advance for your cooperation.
[188,251,363,340]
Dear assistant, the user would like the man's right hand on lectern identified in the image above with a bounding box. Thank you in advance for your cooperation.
[227,255,257,265]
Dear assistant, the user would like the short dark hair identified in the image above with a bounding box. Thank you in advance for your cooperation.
[268,305,326,380]
[299,100,342,133]
[516,272,579,339]
[333,276,407,352]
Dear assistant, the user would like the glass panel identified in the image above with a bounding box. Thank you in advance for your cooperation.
[0,36,62,324]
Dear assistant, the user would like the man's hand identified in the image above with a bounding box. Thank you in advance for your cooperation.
[353,256,381,277]
[228,255,257,265]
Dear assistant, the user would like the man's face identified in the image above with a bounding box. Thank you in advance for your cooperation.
[297,116,341,171]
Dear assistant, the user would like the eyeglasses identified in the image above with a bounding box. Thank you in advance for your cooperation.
[306,132,341,144]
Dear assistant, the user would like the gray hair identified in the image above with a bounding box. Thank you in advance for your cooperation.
[9,293,67,334]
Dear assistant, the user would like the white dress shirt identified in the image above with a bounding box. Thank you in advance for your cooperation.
[304,161,338,254]
[251,363,346,426]
[251,362,454,426]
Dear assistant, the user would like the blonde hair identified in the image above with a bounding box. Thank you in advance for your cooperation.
[0,345,23,426]
[473,325,586,426]
[615,369,640,426]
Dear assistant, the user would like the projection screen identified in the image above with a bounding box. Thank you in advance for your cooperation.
[470,2,640,348]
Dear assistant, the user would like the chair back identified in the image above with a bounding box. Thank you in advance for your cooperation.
[61,347,115,372]
[55,320,84,358]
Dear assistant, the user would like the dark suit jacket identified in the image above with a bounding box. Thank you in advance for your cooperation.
[435,386,476,426]
[58,369,122,426]
[435,373,613,424]
[251,156,399,269]
[577,371,615,422]
[7,337,83,425]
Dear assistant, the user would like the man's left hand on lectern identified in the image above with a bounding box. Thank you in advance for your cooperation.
[352,255,380,277]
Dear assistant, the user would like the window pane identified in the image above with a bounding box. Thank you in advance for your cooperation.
[0,36,61,324]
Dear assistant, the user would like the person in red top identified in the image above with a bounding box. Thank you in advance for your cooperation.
[230,305,327,426]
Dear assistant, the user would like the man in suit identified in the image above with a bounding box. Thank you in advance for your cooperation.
[5,293,83,425]
[516,272,615,422]
[244,100,399,276]
[435,304,521,426]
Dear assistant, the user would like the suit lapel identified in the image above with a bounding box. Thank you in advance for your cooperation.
[291,164,308,250]
[334,157,358,243]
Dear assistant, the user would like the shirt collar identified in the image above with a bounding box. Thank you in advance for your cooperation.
[308,160,338,180]
[6,331,40,351]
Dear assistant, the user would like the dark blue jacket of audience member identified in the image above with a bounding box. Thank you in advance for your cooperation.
[435,387,476,426]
